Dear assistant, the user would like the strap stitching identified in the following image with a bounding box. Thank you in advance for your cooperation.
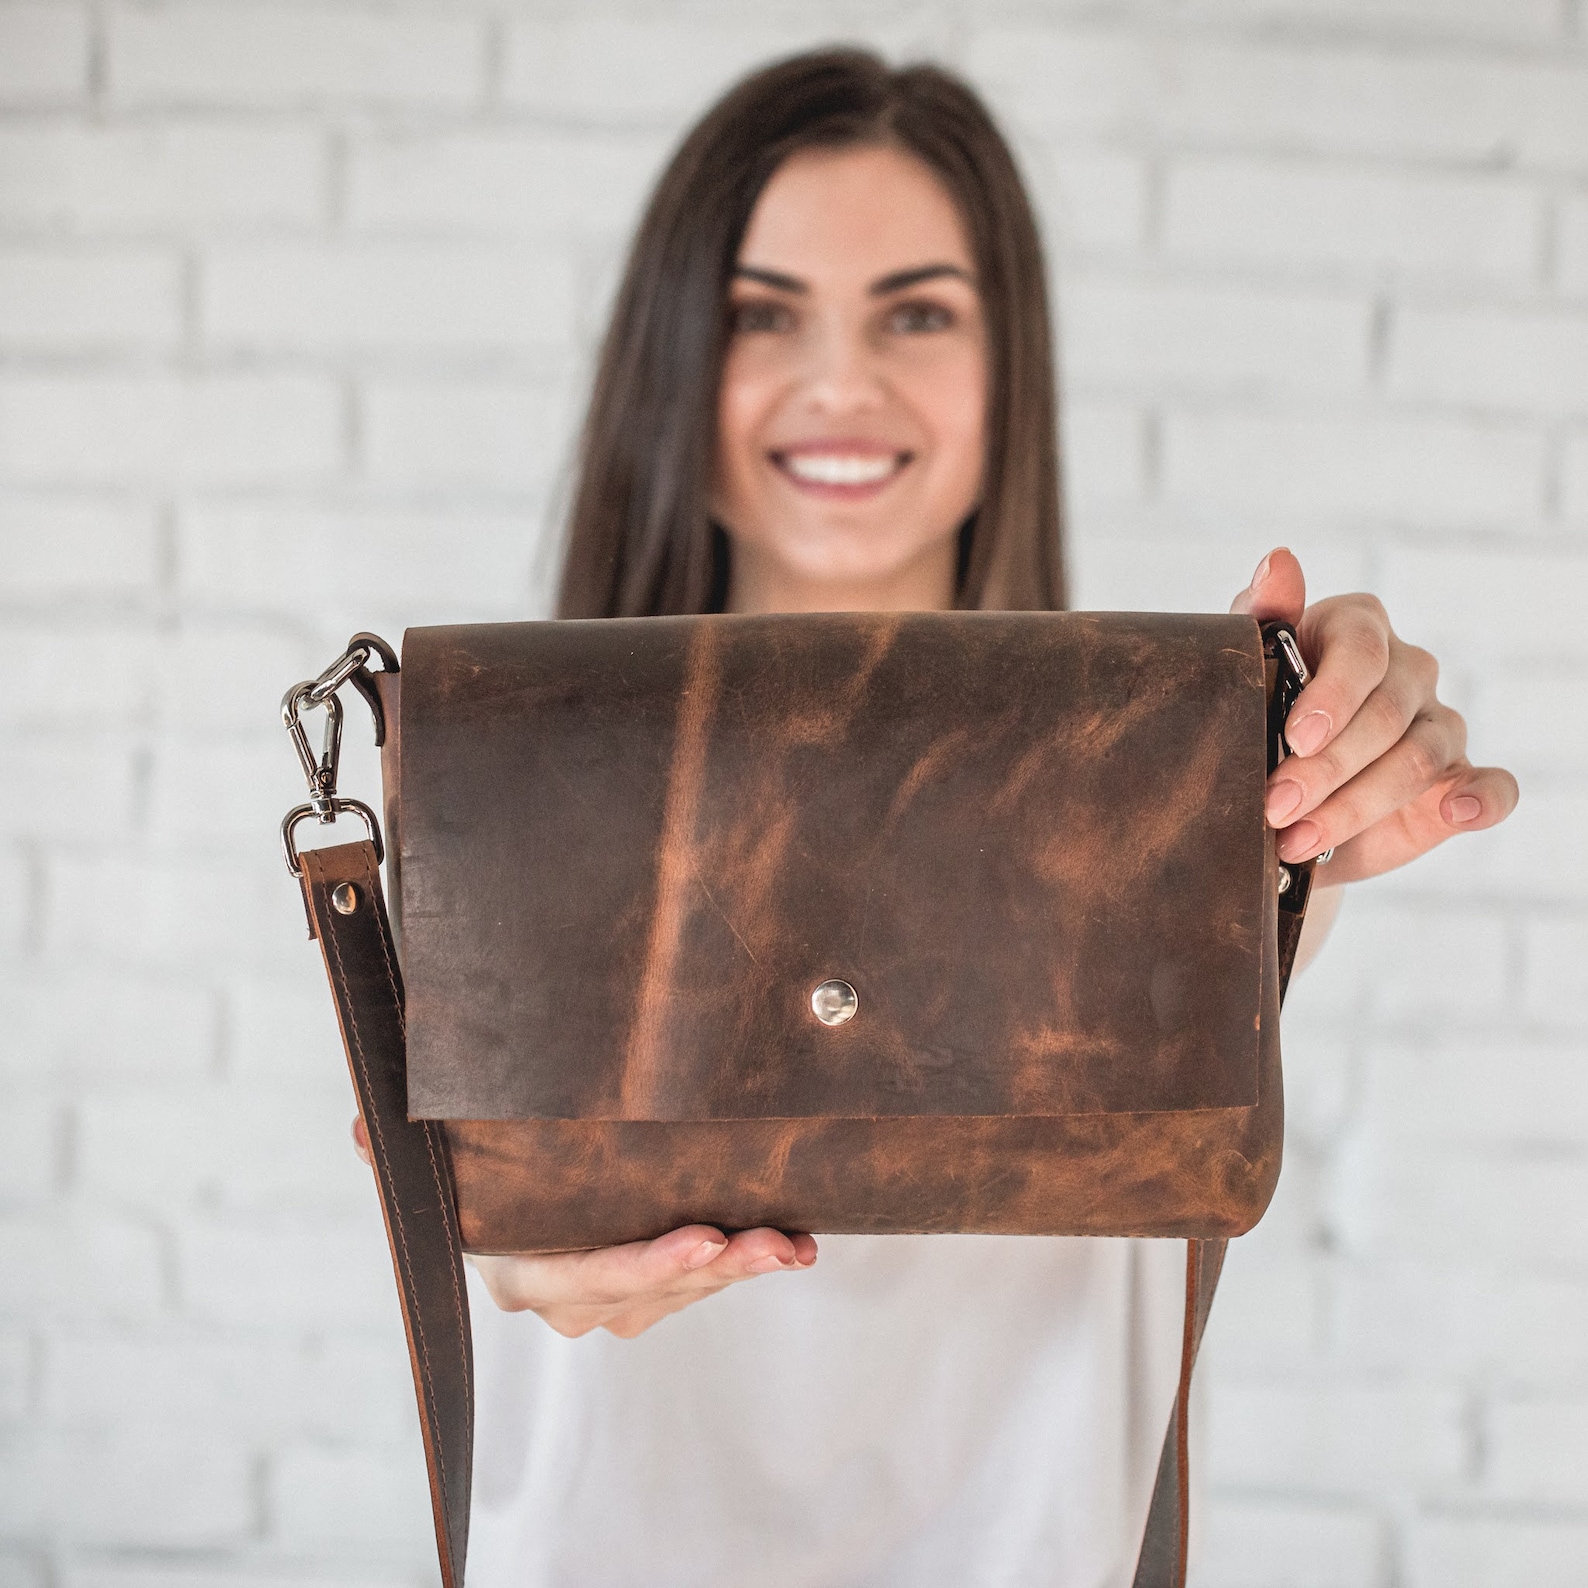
[321,868,452,1516]
[359,850,473,1413]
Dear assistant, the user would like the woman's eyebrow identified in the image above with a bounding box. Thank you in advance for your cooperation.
[869,263,973,295]
[733,265,806,293]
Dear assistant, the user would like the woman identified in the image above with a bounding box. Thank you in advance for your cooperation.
[369,50,1516,1587]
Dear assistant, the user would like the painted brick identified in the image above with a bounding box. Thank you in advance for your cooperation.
[62,1568,417,1588]
[43,1327,413,1445]
[0,3,88,104]
[0,622,158,728]
[147,736,302,846]
[1377,547,1588,660]
[499,16,931,120]
[105,3,484,108]
[227,972,359,1087]
[1521,915,1588,1029]
[1161,412,1544,522]
[1182,0,1564,41]
[0,1550,45,1588]
[0,1434,47,1531]
[968,31,1588,167]
[0,739,138,841]
[269,1442,434,1551]
[1060,403,1147,504]
[1058,278,1370,394]
[0,972,217,1081]
[1026,148,1150,255]
[1466,671,1587,779]
[1388,306,1588,415]
[154,620,319,736]
[348,127,668,239]
[1272,1024,1354,1148]
[1564,432,1588,522]
[1164,159,1541,284]
[0,1212,163,1320]
[1207,1375,1467,1492]
[1067,524,1370,614]
[1333,1262,1588,1387]
[0,844,28,954]
[1330,1135,1588,1267]
[1557,194,1588,296]
[33,1428,252,1546]
[0,500,159,599]
[200,241,577,355]
[1485,1397,1588,1503]
[176,1211,398,1328]
[0,374,342,487]
[1198,1256,1323,1371]
[76,1081,363,1211]
[1408,1516,1588,1588]
[0,122,324,232]
[359,379,570,494]
[1199,1498,1384,1588]
[178,506,543,627]
[0,1332,30,1422]
[1359,1039,1588,1148]
[42,851,309,973]
[1316,899,1509,1023]
[0,247,181,350]
[0,1098,56,1200]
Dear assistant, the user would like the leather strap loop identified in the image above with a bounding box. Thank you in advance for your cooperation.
[300,842,472,1588]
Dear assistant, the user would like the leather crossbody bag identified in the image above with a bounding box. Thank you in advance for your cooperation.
[279,610,1318,1588]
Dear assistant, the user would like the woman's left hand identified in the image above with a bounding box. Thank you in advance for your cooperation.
[1231,547,1518,885]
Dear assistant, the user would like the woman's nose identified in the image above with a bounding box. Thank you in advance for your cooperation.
[799,316,885,413]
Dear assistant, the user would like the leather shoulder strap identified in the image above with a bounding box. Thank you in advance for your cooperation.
[300,842,472,1588]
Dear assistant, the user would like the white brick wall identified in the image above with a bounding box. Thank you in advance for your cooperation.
[0,3,1583,1586]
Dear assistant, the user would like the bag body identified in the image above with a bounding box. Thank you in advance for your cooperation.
[375,609,1286,1253]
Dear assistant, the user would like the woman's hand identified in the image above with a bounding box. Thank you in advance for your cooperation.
[351,1118,816,1338]
[1232,548,1518,885]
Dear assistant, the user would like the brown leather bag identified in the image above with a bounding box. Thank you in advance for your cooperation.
[281,610,1318,1588]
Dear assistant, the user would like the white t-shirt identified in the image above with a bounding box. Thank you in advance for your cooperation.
[466,1233,1187,1588]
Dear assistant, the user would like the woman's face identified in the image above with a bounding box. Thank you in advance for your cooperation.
[712,142,987,613]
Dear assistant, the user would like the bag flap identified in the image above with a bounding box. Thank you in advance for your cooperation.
[398,611,1268,1122]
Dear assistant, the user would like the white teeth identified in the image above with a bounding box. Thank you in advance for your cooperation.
[782,452,900,486]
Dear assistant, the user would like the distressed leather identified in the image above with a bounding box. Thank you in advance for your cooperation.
[388,610,1281,1249]
[298,843,471,1588]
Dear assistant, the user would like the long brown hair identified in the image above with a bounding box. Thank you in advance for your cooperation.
[556,48,1065,619]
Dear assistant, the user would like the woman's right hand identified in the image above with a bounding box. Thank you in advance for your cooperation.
[351,1117,817,1338]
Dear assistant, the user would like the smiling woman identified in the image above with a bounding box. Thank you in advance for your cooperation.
[714,145,988,612]
[556,50,1063,618]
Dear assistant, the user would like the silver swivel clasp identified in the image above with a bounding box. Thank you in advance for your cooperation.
[280,639,386,876]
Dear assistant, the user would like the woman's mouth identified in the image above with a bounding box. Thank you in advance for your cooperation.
[771,446,912,496]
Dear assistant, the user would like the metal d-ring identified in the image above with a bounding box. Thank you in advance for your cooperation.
[282,796,385,878]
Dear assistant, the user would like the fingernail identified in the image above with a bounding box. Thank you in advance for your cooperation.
[1266,780,1304,824]
[1447,794,1482,824]
[1249,553,1271,590]
[748,1254,790,1274]
[1286,711,1331,757]
[1278,820,1322,861]
[684,1239,727,1270]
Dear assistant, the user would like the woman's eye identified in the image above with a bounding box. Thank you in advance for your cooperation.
[885,300,954,334]
[730,300,795,334]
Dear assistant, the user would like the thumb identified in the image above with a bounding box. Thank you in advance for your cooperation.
[1229,547,1306,624]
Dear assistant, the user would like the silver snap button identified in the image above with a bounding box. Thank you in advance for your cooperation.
[331,882,360,915]
[811,979,857,1026]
